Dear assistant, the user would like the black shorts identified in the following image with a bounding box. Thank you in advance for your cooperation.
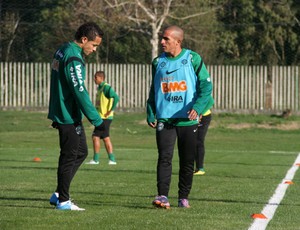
[92,119,112,139]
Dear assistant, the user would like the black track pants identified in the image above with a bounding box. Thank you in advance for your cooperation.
[156,123,198,199]
[195,114,212,169]
[56,123,88,202]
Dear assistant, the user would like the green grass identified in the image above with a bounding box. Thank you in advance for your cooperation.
[0,111,300,230]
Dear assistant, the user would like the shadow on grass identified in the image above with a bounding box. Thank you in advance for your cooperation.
[0,165,57,170]
[0,195,155,210]
[0,164,289,181]
[0,192,300,210]
[0,196,56,210]
[0,164,157,175]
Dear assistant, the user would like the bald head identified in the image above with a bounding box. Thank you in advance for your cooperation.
[164,26,184,43]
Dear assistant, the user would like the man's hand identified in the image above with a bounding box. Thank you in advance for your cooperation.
[188,109,198,120]
[104,110,112,118]
[148,122,156,128]
[95,122,105,131]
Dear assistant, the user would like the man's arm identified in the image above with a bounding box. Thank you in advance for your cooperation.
[104,85,119,111]
[103,84,120,117]
[146,59,158,127]
[64,59,103,127]
[190,51,214,115]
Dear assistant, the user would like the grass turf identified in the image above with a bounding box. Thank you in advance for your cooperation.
[0,111,299,230]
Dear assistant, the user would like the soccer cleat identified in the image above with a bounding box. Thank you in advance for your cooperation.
[194,168,205,175]
[56,200,85,211]
[108,160,117,165]
[85,159,99,165]
[49,192,59,206]
[152,195,170,209]
[178,199,190,208]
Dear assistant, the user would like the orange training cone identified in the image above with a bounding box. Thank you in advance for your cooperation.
[33,157,41,162]
[251,213,267,219]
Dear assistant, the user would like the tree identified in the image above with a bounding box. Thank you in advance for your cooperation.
[216,0,300,65]
[1,4,21,61]
[165,0,222,64]
[1,0,222,63]
[37,0,83,62]
[1,0,30,61]
[72,0,222,62]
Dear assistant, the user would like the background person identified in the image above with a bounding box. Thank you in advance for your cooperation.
[146,25,214,209]
[86,71,119,165]
[48,22,105,211]
[194,111,212,175]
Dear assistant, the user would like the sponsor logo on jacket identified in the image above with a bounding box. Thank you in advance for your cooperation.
[161,80,187,93]
[166,95,183,103]
[70,64,84,92]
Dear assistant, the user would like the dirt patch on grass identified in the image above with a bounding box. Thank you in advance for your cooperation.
[227,121,300,130]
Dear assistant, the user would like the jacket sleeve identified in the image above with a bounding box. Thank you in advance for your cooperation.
[64,58,103,127]
[146,59,158,123]
[191,51,214,115]
[104,84,119,111]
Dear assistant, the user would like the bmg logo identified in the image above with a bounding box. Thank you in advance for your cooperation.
[161,80,187,93]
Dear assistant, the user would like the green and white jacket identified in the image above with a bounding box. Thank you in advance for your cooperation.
[48,41,103,126]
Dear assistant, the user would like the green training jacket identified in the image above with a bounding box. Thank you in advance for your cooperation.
[48,41,103,127]
[146,48,214,126]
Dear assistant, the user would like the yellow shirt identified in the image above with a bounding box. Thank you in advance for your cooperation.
[203,109,211,116]
[95,83,114,119]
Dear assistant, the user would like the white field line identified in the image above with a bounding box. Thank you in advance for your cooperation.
[248,153,300,230]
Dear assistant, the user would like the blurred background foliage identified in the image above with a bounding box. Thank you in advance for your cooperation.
[1,0,299,65]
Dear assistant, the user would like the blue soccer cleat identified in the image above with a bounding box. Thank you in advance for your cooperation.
[49,192,59,206]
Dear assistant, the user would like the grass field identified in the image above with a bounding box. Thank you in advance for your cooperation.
[0,111,299,230]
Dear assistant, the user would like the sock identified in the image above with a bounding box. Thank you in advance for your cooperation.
[93,153,100,162]
[108,153,116,162]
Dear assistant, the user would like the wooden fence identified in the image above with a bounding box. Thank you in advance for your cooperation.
[0,62,299,113]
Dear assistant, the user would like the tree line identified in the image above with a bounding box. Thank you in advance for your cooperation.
[1,0,299,65]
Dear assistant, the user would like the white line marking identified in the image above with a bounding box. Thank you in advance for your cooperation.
[248,153,300,230]
[269,151,299,154]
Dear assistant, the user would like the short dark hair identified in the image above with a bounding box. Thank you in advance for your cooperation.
[95,71,105,79]
[75,22,104,41]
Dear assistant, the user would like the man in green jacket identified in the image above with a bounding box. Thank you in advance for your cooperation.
[147,25,214,209]
[48,22,105,211]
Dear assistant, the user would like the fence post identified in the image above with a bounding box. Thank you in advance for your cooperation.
[265,65,273,110]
